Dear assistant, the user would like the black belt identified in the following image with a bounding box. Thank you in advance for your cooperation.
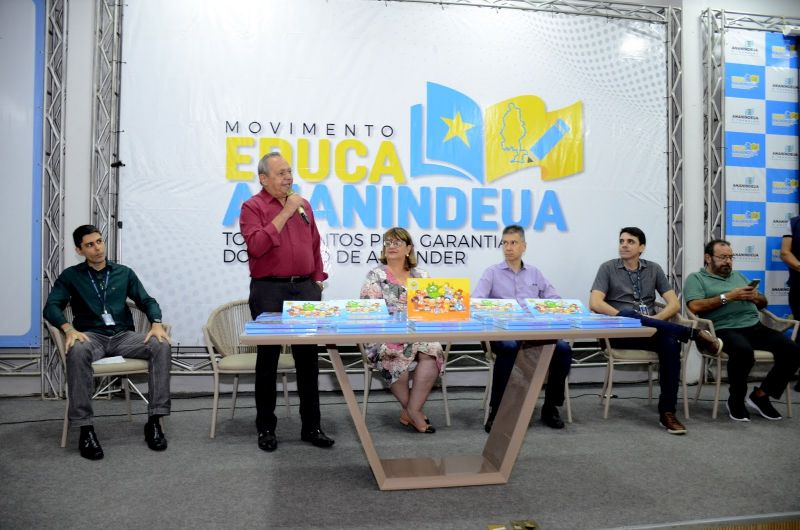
[255,275,311,283]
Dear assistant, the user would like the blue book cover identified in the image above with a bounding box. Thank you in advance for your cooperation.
[410,319,485,331]
[247,312,317,334]
[244,326,318,335]
[487,317,572,330]
[336,320,408,332]
[570,316,642,328]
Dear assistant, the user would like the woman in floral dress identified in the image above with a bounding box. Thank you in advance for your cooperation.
[359,227,444,433]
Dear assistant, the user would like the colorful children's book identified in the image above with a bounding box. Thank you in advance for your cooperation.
[470,298,527,316]
[281,299,390,320]
[525,298,589,317]
[339,299,392,319]
[407,278,470,321]
[282,301,345,320]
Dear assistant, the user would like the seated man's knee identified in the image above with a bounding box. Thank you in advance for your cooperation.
[66,341,94,366]
[654,333,681,357]
[554,341,573,369]
[494,341,520,355]
[146,337,171,357]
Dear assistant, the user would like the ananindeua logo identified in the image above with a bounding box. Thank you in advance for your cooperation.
[731,210,760,228]
[771,111,798,128]
[731,73,760,90]
[731,141,760,159]
[772,178,799,195]
[410,82,583,183]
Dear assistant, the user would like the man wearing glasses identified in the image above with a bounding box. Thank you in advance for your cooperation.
[240,152,334,452]
[685,239,800,422]
[590,227,722,435]
[473,225,572,432]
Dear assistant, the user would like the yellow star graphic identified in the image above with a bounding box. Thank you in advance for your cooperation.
[441,112,475,147]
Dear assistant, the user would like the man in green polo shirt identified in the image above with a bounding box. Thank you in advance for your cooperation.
[684,239,800,422]
[43,225,172,460]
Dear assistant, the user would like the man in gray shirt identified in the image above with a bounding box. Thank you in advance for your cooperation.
[590,227,721,435]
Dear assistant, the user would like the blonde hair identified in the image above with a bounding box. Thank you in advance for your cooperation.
[379,227,418,269]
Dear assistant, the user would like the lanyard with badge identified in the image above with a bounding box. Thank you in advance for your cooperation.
[625,265,650,316]
[88,269,115,326]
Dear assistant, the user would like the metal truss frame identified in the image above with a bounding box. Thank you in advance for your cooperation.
[702,10,800,241]
[90,0,123,260]
[666,6,685,296]
[38,0,69,398]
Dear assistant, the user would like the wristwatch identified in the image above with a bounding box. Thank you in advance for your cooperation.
[719,294,728,305]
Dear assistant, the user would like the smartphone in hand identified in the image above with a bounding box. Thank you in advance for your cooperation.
[748,279,760,289]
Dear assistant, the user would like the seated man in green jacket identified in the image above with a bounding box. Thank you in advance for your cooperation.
[684,239,800,422]
[43,225,172,460]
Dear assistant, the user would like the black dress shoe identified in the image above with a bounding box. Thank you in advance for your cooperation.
[144,420,168,451]
[258,430,277,452]
[79,429,104,460]
[541,405,565,429]
[301,429,335,448]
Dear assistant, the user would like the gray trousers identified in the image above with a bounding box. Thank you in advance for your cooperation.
[66,331,172,427]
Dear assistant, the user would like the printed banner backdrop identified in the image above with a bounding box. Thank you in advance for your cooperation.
[0,0,44,346]
[119,0,668,345]
[724,29,799,318]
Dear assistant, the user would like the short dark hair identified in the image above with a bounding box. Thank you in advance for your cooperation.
[502,225,526,241]
[619,226,646,245]
[704,239,730,257]
[72,225,102,248]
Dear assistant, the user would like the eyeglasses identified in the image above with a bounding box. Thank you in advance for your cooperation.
[383,239,407,248]
[712,254,734,262]
[501,240,522,247]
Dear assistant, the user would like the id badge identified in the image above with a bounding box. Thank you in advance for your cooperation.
[637,303,650,316]
[101,311,115,326]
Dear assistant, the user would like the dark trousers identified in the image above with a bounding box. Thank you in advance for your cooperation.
[609,310,692,414]
[249,278,322,433]
[789,286,800,327]
[488,339,572,412]
[67,331,171,426]
[715,322,800,403]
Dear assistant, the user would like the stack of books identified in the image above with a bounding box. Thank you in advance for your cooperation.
[408,319,485,332]
[244,312,318,335]
[484,316,573,330]
[568,315,642,328]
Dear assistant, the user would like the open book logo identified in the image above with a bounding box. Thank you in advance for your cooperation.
[410,82,583,184]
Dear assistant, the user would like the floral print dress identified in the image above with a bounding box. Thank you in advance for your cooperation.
[359,265,445,385]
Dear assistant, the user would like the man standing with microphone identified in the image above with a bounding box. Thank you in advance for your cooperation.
[240,152,334,452]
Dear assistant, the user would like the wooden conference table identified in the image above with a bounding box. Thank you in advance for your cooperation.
[241,326,654,490]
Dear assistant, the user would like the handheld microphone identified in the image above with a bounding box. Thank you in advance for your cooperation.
[287,190,310,225]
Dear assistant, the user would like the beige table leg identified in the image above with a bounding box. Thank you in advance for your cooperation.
[483,341,555,477]
[326,345,386,486]
[327,341,555,490]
